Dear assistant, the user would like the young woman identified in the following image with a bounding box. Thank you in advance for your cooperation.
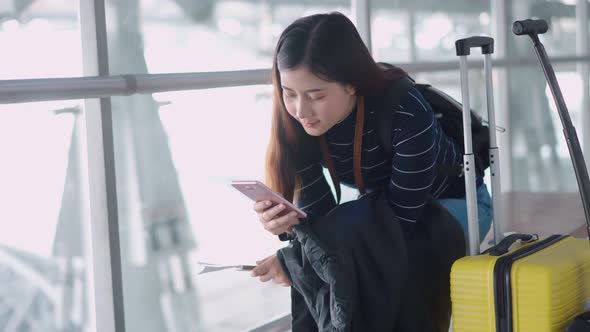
[250,12,492,286]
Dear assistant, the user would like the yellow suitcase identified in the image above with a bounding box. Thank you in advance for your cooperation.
[452,28,590,332]
[451,234,590,331]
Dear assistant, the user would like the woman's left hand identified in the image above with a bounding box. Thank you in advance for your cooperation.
[251,254,291,287]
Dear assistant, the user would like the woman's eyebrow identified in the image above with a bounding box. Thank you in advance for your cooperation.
[305,88,325,93]
[281,86,325,93]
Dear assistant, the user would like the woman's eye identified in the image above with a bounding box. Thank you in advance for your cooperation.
[311,95,325,101]
[284,93,296,99]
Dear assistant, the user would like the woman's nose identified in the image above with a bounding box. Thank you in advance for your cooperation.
[296,99,312,119]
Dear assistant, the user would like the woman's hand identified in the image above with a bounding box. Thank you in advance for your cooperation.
[251,254,291,287]
[253,200,300,235]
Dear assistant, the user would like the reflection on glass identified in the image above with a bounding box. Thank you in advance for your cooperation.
[0,1,81,79]
[105,0,351,74]
[370,1,491,63]
[0,100,92,331]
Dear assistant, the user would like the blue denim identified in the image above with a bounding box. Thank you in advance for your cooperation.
[437,184,493,244]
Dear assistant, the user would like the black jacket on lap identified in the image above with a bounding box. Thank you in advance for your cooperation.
[277,190,465,332]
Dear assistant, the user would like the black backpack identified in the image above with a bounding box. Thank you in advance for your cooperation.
[375,75,491,178]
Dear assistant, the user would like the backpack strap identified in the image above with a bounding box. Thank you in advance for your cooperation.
[376,76,415,156]
[414,84,463,177]
[376,78,467,177]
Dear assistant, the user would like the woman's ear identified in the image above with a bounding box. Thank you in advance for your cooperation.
[345,84,356,96]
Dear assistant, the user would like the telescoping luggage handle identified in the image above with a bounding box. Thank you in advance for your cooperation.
[513,19,590,243]
[455,36,503,255]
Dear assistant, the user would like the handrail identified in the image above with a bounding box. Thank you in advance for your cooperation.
[0,69,270,104]
[0,55,588,104]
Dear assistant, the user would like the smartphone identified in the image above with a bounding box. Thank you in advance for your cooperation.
[231,180,307,218]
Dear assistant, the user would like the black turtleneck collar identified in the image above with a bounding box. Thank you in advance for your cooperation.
[325,99,361,141]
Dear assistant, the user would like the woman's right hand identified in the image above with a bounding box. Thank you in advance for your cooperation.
[251,254,291,287]
[253,200,300,235]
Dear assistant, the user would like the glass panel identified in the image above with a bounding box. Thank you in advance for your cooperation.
[506,63,579,192]
[111,85,292,331]
[370,1,491,63]
[0,1,81,79]
[0,100,93,331]
[507,0,577,56]
[105,0,351,74]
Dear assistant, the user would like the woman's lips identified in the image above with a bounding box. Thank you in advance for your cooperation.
[303,121,319,128]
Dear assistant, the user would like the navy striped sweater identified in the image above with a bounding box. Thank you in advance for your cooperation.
[295,86,482,224]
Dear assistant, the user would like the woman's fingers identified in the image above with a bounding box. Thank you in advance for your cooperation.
[253,201,302,236]
[251,256,273,282]
[261,204,286,221]
[251,265,266,276]
[253,200,272,213]
[251,255,292,287]
[259,273,273,282]
[263,212,299,235]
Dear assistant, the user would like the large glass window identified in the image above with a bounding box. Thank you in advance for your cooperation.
[105,1,351,74]
[0,100,93,331]
[2,1,589,331]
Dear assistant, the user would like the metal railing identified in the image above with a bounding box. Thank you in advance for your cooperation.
[1,55,588,104]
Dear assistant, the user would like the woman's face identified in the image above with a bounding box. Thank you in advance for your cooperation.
[280,66,356,136]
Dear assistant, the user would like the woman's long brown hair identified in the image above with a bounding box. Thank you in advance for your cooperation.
[265,12,407,203]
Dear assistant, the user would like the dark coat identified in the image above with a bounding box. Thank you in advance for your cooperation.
[277,191,465,332]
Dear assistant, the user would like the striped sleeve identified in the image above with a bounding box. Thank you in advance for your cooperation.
[295,162,336,222]
[386,89,438,223]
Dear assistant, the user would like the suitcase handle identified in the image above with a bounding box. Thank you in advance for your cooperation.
[513,19,548,36]
[455,36,494,56]
[456,35,503,254]
[485,233,538,256]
